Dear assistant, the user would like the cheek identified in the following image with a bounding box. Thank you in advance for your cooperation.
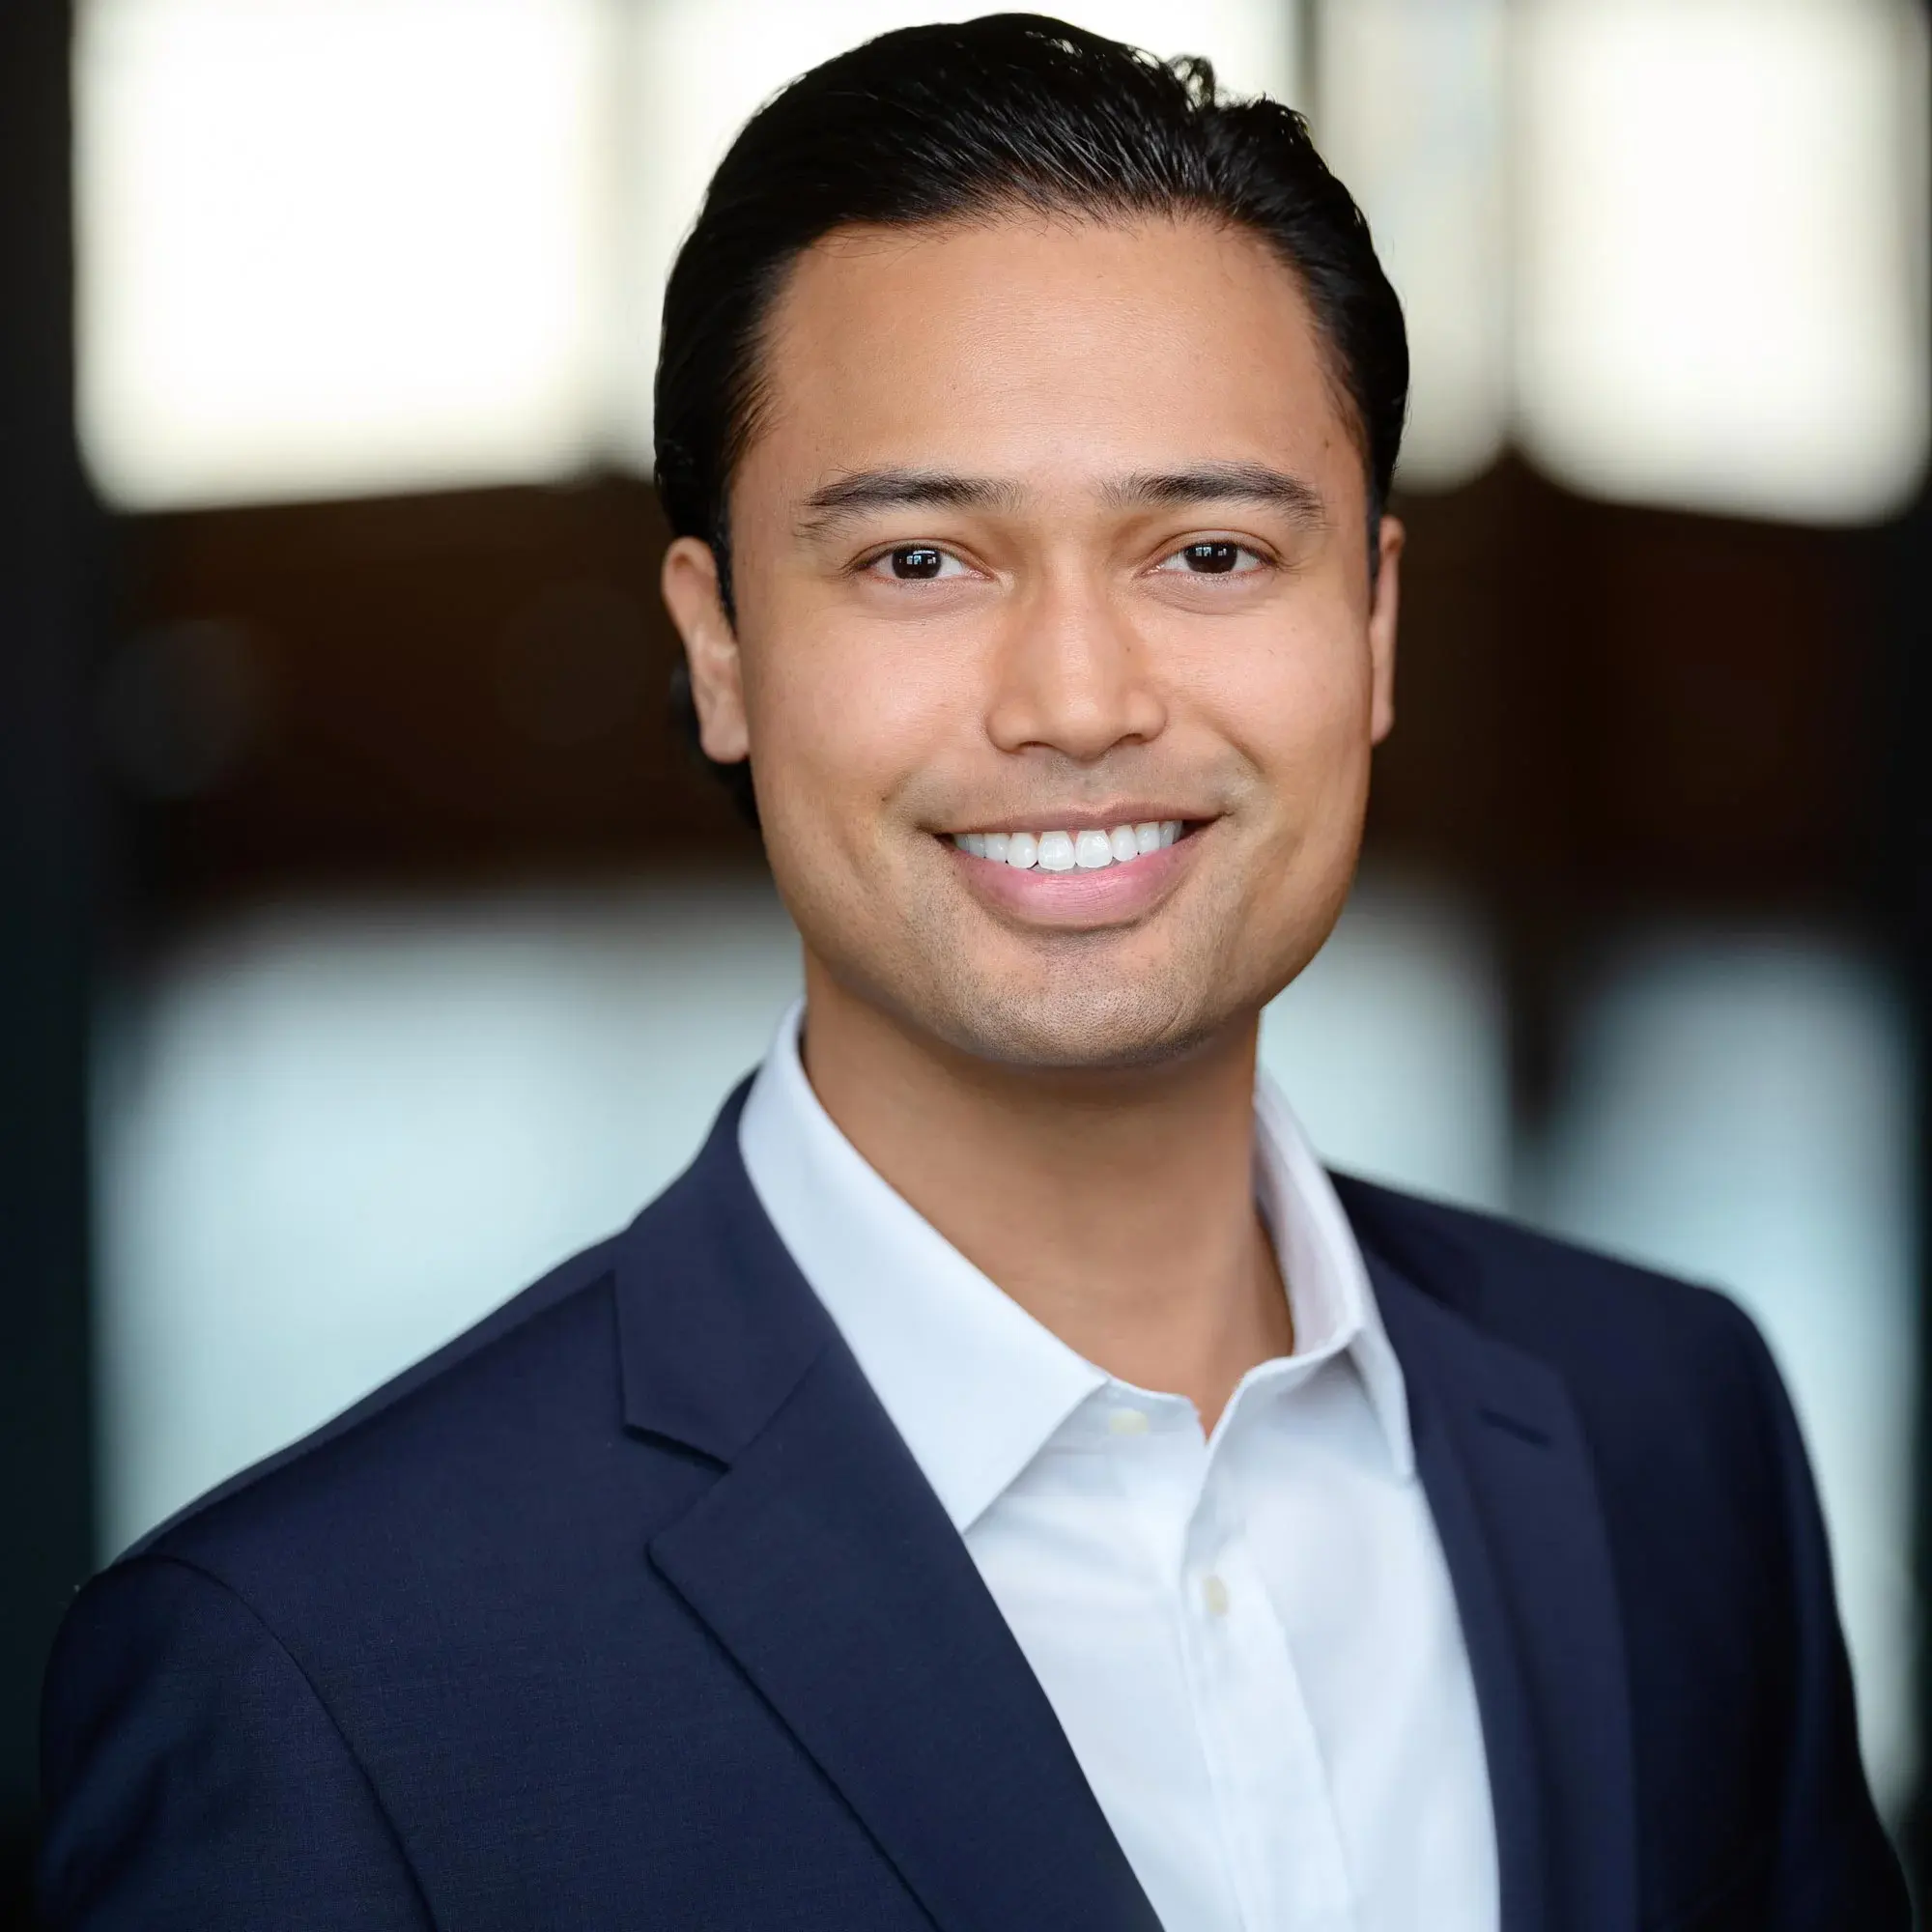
[1196,613,1377,811]
[742,612,979,835]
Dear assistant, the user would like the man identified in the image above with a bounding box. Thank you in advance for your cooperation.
[40,15,1906,1930]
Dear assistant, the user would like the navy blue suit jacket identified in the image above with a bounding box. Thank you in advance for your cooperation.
[40,1085,1908,1929]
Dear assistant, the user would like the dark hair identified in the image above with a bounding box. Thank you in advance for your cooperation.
[656,12,1407,823]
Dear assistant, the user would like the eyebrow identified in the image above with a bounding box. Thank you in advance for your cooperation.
[1103,463,1328,529]
[796,469,1024,538]
[793,460,1327,539]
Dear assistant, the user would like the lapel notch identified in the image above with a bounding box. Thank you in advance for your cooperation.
[614,1091,1160,1932]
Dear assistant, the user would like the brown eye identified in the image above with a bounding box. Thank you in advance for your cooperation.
[1152,539,1266,581]
[889,546,946,579]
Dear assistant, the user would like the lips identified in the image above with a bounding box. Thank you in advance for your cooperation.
[943,815,1206,928]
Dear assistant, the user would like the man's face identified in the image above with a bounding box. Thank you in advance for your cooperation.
[665,214,1401,1070]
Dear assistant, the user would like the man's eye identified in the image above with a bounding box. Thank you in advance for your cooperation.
[869,546,965,581]
[1158,540,1264,576]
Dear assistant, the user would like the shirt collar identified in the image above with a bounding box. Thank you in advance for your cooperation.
[738,998,1413,1532]
[1251,1070,1415,1477]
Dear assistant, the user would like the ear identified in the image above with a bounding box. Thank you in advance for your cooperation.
[661,537,750,764]
[1367,514,1403,746]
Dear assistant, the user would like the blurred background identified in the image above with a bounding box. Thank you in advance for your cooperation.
[4,0,1929,1917]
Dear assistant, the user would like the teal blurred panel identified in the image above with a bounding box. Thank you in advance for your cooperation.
[1263,872,1511,1211]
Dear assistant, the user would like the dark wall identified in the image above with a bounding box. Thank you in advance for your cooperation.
[0,3,99,1921]
[102,467,1885,927]
[1887,472,1932,1904]
[104,481,755,918]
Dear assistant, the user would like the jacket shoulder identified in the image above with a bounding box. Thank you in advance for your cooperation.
[97,1092,753,1630]
[1329,1171,1765,1388]
[123,1224,630,1575]
[122,1092,768,1579]
[1333,1173,1796,1668]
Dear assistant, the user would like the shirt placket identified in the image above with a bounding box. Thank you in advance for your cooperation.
[1176,1399,1360,1931]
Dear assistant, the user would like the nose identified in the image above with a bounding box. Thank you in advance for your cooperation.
[984,571,1168,763]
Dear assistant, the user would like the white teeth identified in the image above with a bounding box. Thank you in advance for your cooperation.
[952,821,1190,870]
[1037,830,1077,871]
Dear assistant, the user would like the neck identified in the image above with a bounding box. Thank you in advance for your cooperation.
[797,958,1293,1431]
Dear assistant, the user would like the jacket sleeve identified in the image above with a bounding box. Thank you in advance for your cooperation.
[1726,1308,1914,1928]
[39,1553,434,1931]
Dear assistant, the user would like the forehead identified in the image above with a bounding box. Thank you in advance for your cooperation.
[741,214,1358,503]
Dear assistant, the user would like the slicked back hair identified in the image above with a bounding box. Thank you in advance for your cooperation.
[655,13,1408,823]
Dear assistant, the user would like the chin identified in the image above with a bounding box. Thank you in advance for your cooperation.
[922,971,1239,1073]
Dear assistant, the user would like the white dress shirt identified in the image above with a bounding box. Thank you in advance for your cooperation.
[739,1000,1498,1932]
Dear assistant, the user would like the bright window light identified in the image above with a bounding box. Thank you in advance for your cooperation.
[75,0,611,510]
[1515,0,1930,526]
[78,0,1295,510]
[610,0,1298,465]
[75,0,1932,526]
[1315,0,1511,493]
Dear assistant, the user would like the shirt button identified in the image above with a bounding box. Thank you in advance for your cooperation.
[1107,1407,1150,1435]
[1202,1575,1231,1616]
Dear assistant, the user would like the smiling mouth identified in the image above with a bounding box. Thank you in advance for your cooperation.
[948,820,1192,871]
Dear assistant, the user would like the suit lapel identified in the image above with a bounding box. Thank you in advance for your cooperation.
[618,1094,1161,1932]
[1362,1240,1638,1932]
